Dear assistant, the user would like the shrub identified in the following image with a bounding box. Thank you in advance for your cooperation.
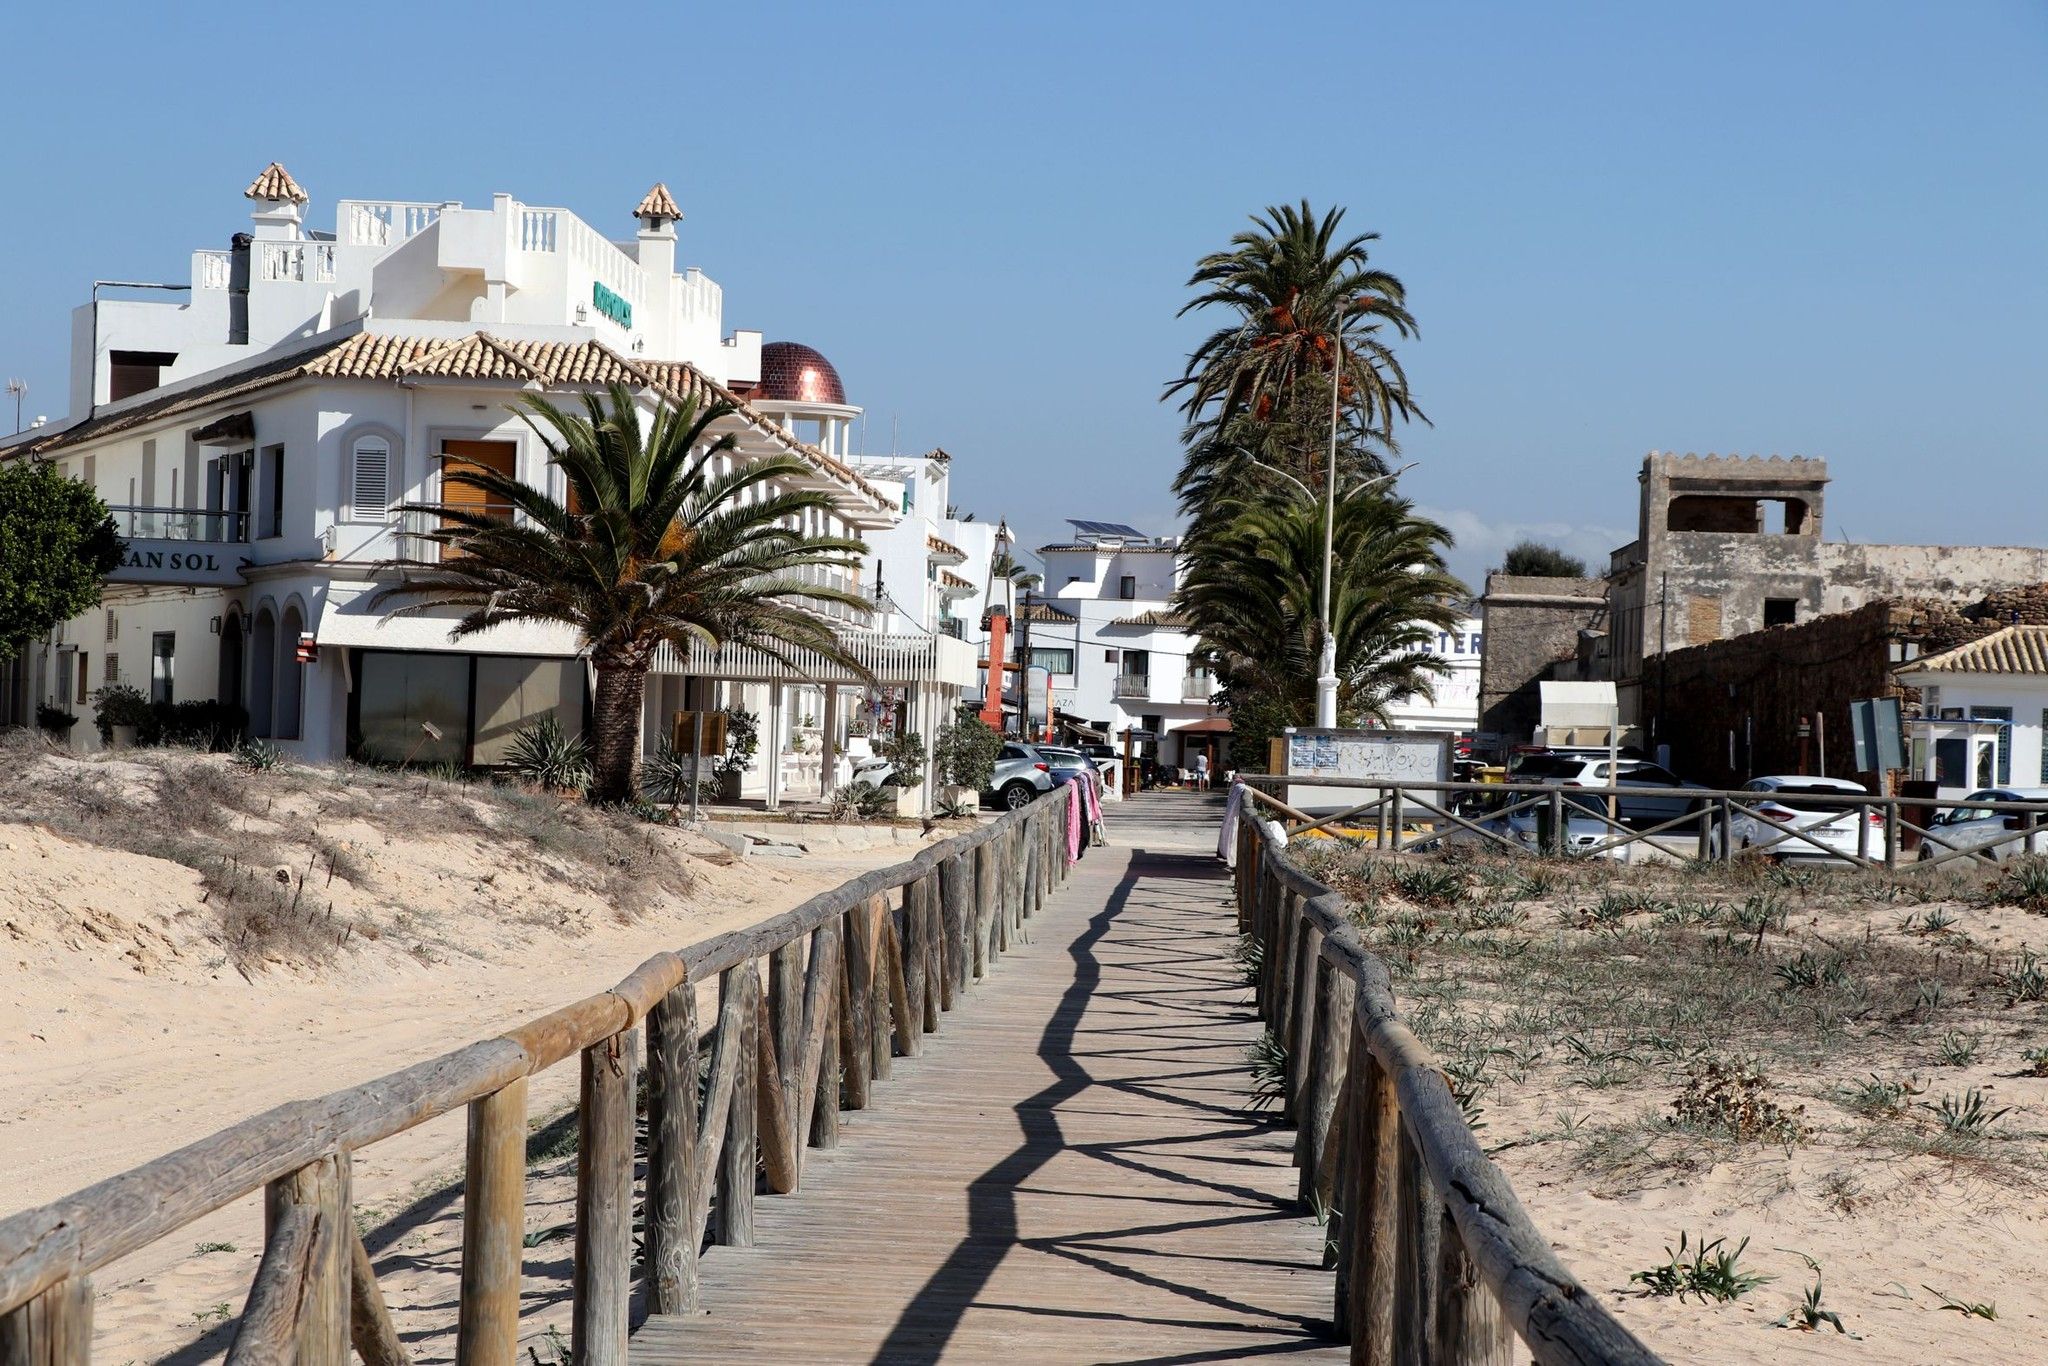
[641,737,701,809]
[0,459,123,653]
[233,739,283,772]
[1628,1232,1771,1303]
[715,708,759,782]
[89,683,152,741]
[1986,856,2048,912]
[35,704,77,735]
[1924,1088,2011,1137]
[829,782,892,821]
[153,700,247,751]
[873,730,927,789]
[503,714,591,793]
[1671,1061,1808,1142]
[932,715,1002,791]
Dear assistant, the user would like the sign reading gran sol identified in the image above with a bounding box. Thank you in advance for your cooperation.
[592,281,632,330]
[110,539,248,587]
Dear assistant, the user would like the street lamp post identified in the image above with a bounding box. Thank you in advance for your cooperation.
[1315,330,1343,728]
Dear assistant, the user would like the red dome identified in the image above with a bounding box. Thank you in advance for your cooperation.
[757,341,847,405]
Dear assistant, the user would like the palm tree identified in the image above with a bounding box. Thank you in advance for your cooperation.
[1177,480,1464,740]
[378,383,870,803]
[989,548,1042,594]
[1167,200,1420,446]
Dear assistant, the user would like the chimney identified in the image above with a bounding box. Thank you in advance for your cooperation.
[244,161,308,242]
[632,182,681,354]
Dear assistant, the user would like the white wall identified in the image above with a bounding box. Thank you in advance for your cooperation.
[1919,676,2048,789]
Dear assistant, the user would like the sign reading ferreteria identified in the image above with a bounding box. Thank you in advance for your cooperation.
[110,539,249,587]
[592,281,632,329]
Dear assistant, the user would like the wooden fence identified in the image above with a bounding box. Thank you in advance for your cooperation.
[1248,775,2048,872]
[0,787,1081,1365]
[1232,791,1664,1365]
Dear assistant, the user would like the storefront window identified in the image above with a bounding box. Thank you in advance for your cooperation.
[474,657,585,765]
[355,652,469,765]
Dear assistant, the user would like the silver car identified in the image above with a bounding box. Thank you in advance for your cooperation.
[1926,787,2048,862]
[986,743,1055,810]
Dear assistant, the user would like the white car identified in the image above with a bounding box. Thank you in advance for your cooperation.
[1925,787,2048,862]
[1723,776,1883,862]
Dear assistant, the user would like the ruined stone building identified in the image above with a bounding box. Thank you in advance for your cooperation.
[1608,452,2048,739]
[1475,574,1609,746]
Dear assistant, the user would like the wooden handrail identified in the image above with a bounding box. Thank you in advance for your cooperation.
[0,784,1086,1364]
[1236,807,1664,1365]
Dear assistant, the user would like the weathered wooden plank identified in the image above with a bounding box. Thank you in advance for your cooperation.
[715,967,758,1247]
[1434,1210,1515,1365]
[0,1274,92,1366]
[229,1206,318,1366]
[793,920,843,1156]
[264,1150,348,1364]
[1297,957,1352,1201]
[1351,1047,1398,1364]
[883,907,917,1059]
[1393,1120,1441,1365]
[347,1225,410,1366]
[645,986,697,1315]
[755,991,799,1195]
[841,905,873,1110]
[900,880,929,1042]
[688,967,749,1248]
[456,1076,526,1366]
[972,839,993,977]
[940,851,971,1002]
[573,1028,637,1365]
[769,940,805,1108]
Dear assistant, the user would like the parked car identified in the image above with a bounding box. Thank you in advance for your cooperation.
[848,756,895,789]
[1924,787,2048,861]
[1507,753,1708,827]
[1433,789,1624,859]
[1035,746,1101,788]
[986,743,1056,810]
[1721,776,1883,862]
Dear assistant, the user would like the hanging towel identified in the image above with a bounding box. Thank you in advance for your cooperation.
[1219,778,1248,866]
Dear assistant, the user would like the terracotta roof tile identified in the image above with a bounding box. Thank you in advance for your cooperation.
[634,182,682,222]
[1902,625,2048,676]
[926,533,966,560]
[1018,601,1077,624]
[1111,609,1189,629]
[245,162,308,204]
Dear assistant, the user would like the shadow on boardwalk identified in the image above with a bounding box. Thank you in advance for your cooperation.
[636,794,1341,1364]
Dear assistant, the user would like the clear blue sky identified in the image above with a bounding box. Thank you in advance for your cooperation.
[3,2,2043,590]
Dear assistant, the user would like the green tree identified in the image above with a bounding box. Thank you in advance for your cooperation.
[1178,481,1465,734]
[0,459,122,657]
[989,548,1042,593]
[1499,540,1587,578]
[378,383,870,804]
[1167,200,1419,446]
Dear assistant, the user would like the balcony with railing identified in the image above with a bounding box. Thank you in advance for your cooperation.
[1113,673,1152,702]
[110,506,248,543]
[338,199,444,247]
[1183,670,1215,701]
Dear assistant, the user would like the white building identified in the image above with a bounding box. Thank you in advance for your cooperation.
[1381,615,1484,733]
[0,165,976,806]
[1029,522,1223,768]
[1896,625,2048,795]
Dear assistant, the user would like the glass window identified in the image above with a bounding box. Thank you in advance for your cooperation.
[1118,575,1136,600]
[150,632,176,706]
[1029,647,1075,677]
[473,657,586,765]
[354,652,470,765]
[262,445,285,538]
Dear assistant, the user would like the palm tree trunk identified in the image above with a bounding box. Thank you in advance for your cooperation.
[589,653,650,805]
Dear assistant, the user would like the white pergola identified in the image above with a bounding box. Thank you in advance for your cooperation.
[649,631,979,809]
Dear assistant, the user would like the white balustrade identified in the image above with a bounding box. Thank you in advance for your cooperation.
[257,242,336,284]
[194,250,231,290]
[519,209,558,253]
[339,199,441,247]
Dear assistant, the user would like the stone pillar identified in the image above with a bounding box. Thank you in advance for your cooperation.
[764,683,785,810]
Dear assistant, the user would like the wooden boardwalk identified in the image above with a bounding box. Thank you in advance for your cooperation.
[632,791,1343,1364]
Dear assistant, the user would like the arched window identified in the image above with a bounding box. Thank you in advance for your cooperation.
[276,604,305,741]
[349,436,392,521]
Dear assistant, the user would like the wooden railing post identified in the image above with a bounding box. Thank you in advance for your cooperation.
[1434,1210,1514,1364]
[885,901,919,1059]
[973,840,995,976]
[800,919,843,1154]
[347,1227,410,1366]
[841,905,873,1110]
[755,988,798,1195]
[1393,1120,1441,1365]
[941,851,971,1001]
[1286,922,1321,1124]
[1346,1044,1399,1363]
[0,1276,93,1366]
[901,879,930,1039]
[573,1028,637,1365]
[457,1076,527,1366]
[264,1150,349,1365]
[645,985,697,1314]
[716,966,758,1247]
[1296,960,1352,1204]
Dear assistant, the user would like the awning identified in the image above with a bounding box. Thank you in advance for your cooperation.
[1172,715,1233,734]
[191,411,256,444]
[316,584,583,657]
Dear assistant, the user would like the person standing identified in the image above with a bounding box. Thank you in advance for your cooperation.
[1193,749,1210,792]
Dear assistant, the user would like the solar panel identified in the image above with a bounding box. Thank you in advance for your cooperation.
[1067,518,1150,539]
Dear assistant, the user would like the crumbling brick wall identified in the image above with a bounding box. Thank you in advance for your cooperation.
[1650,590,2025,787]
[1477,574,1609,748]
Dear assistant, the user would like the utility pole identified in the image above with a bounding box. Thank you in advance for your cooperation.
[5,379,23,435]
[1016,587,1032,740]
